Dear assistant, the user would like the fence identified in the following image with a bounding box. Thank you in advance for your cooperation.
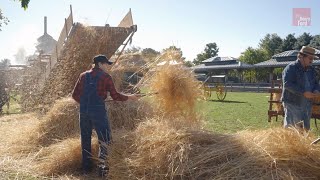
[224,83,275,93]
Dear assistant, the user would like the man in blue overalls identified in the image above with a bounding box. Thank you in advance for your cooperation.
[72,55,139,176]
[281,46,320,130]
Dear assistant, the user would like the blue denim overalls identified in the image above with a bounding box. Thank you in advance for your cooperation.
[79,72,112,172]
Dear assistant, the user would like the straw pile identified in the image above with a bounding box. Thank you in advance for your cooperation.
[123,118,320,179]
[33,137,99,176]
[107,100,154,130]
[147,50,201,118]
[37,23,132,111]
[0,113,41,154]
[36,98,79,146]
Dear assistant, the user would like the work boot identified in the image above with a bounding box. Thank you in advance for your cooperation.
[98,164,109,177]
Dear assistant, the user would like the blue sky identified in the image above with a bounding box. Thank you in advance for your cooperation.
[0,0,319,64]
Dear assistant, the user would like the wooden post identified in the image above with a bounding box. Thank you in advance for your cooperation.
[269,68,274,83]
[65,18,68,40]
[70,5,73,25]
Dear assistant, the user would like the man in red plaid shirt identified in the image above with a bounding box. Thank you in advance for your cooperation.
[72,54,138,177]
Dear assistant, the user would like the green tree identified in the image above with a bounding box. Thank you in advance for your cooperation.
[18,0,31,10]
[184,61,193,67]
[0,0,30,30]
[0,9,9,31]
[124,46,141,54]
[141,48,160,62]
[281,34,297,52]
[259,33,283,58]
[239,47,268,65]
[309,35,320,50]
[193,43,219,65]
[294,32,313,50]
[239,47,269,82]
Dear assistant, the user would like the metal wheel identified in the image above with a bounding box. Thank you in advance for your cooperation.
[215,83,227,101]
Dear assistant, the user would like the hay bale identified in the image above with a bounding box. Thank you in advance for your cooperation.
[34,138,99,176]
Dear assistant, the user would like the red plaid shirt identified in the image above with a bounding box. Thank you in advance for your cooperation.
[72,68,128,103]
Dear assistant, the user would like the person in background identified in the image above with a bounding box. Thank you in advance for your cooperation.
[281,46,320,131]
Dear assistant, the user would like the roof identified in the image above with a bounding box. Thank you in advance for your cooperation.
[255,50,320,68]
[254,59,320,68]
[202,56,238,63]
[193,61,254,73]
[272,49,320,58]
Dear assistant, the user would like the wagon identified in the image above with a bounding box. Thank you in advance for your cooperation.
[196,74,227,101]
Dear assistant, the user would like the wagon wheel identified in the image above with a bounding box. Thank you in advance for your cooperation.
[203,83,211,100]
[215,83,227,101]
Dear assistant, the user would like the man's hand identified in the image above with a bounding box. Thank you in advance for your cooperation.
[128,95,140,101]
[303,91,317,99]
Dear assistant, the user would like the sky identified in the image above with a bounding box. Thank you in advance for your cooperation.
[0,0,319,64]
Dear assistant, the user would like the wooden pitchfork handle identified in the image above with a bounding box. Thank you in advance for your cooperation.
[311,137,320,145]
[105,92,159,102]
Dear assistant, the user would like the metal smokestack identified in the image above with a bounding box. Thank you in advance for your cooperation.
[44,16,47,35]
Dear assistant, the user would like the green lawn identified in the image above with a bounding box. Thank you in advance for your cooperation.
[198,92,320,135]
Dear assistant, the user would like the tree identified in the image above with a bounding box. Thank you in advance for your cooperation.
[239,47,268,65]
[184,61,193,67]
[0,0,30,30]
[239,47,269,82]
[162,46,184,59]
[294,32,313,50]
[141,48,159,56]
[14,47,27,64]
[0,9,9,31]
[193,43,219,65]
[309,35,320,50]
[281,34,297,52]
[18,0,31,10]
[259,33,283,58]
[124,46,141,54]
[0,59,10,68]
[141,48,160,62]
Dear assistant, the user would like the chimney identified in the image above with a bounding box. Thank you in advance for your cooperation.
[44,16,47,35]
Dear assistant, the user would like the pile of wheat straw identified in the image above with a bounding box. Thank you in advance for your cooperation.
[107,100,154,130]
[36,98,80,146]
[149,64,201,118]
[33,137,99,176]
[36,23,132,112]
[123,117,320,179]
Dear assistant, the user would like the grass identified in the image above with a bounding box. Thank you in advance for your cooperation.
[2,93,21,114]
[199,92,320,135]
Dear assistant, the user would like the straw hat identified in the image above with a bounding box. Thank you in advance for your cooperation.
[300,46,318,57]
